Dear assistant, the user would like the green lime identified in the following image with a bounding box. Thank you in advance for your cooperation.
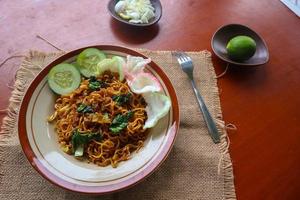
[226,35,256,61]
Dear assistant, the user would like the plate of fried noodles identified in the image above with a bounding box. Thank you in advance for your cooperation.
[18,45,179,194]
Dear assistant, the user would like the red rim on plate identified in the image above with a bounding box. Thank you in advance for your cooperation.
[18,45,180,194]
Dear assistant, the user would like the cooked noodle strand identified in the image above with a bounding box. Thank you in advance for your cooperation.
[48,72,147,167]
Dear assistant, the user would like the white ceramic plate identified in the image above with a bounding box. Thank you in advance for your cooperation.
[18,45,180,194]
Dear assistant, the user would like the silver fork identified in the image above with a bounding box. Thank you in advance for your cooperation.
[173,52,220,143]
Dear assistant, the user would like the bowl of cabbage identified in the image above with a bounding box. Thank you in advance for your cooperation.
[108,0,162,27]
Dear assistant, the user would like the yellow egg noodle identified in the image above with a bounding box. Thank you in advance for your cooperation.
[48,72,148,168]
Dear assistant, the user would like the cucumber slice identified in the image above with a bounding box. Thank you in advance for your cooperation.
[112,56,125,81]
[76,48,106,77]
[112,55,126,66]
[48,63,81,95]
[97,57,125,81]
[70,60,80,69]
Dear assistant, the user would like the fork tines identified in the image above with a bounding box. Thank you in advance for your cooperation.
[172,51,191,64]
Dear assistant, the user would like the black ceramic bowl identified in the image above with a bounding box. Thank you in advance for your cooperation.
[108,0,162,27]
[211,24,269,66]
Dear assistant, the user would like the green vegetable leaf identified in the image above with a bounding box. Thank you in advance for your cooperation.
[109,111,134,134]
[89,81,101,91]
[88,76,106,91]
[71,130,102,157]
[112,93,132,106]
[77,103,94,114]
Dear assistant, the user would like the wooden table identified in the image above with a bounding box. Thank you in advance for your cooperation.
[1,0,299,199]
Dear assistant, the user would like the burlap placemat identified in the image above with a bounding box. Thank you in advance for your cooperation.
[0,49,236,200]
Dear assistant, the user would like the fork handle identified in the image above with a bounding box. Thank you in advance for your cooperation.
[190,79,220,143]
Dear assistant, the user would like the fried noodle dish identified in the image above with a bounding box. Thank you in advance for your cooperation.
[47,49,171,168]
[48,72,148,168]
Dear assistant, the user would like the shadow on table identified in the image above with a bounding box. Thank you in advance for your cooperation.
[109,18,160,44]
[212,54,268,88]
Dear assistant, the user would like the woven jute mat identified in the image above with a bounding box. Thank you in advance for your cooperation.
[0,49,236,200]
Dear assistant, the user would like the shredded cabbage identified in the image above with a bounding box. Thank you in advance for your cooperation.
[115,0,155,24]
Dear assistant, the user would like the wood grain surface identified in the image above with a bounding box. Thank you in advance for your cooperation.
[0,0,299,199]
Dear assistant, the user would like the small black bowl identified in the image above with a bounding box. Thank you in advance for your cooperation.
[108,0,162,27]
[211,24,269,66]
